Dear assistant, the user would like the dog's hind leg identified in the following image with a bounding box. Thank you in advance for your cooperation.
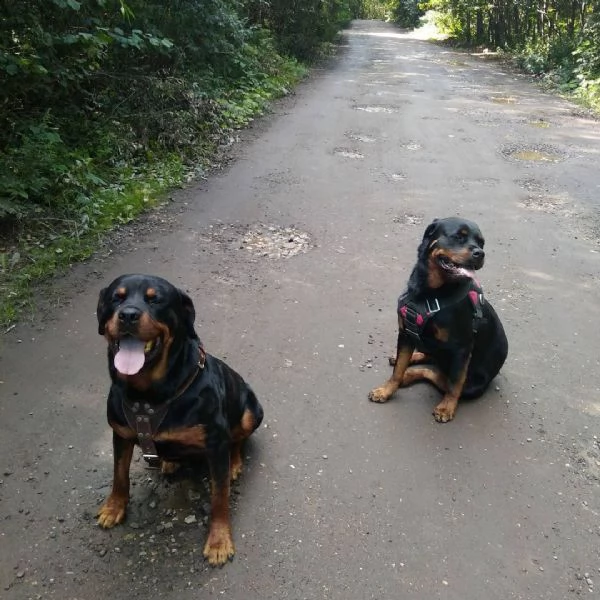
[401,365,447,391]
[388,350,430,366]
[230,408,258,481]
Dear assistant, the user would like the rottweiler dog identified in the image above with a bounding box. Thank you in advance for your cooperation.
[96,274,263,566]
[368,217,508,422]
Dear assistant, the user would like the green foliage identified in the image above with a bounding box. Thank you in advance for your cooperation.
[0,0,313,325]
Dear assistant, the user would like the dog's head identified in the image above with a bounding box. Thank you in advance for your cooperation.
[97,274,197,380]
[417,217,485,287]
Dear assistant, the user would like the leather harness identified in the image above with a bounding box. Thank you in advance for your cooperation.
[121,344,206,468]
[398,279,485,348]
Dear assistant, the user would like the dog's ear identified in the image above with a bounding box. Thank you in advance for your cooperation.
[417,218,440,259]
[96,287,110,336]
[422,218,439,242]
[178,289,197,339]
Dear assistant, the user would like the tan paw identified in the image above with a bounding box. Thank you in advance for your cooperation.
[433,400,457,423]
[203,525,235,566]
[97,495,128,528]
[368,387,391,403]
[230,459,243,482]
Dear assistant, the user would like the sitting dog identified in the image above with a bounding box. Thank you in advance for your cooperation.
[96,274,263,566]
[368,217,508,422]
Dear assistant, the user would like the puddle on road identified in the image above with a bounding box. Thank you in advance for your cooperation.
[390,173,407,181]
[501,143,565,163]
[334,148,364,159]
[512,150,560,162]
[528,119,551,128]
[491,96,517,104]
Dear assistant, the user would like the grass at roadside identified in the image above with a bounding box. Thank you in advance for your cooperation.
[0,60,307,328]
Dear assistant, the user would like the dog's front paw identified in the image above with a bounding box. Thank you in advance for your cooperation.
[368,387,391,403]
[97,494,128,528]
[433,398,458,423]
[203,523,235,566]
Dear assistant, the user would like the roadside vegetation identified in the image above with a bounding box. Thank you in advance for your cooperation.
[0,0,359,325]
[421,0,600,109]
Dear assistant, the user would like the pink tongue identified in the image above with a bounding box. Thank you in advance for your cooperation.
[114,338,146,375]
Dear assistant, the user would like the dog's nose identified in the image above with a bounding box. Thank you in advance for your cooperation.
[118,306,142,325]
[472,248,485,260]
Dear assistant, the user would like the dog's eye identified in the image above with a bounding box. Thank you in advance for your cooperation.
[454,231,467,242]
[113,289,126,302]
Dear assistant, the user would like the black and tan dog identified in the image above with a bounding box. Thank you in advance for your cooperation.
[368,217,508,422]
[96,274,263,566]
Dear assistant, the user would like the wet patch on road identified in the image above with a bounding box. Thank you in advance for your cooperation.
[334,147,365,159]
[346,132,377,143]
[501,143,566,163]
[388,172,407,181]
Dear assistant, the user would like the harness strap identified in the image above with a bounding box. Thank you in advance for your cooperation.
[399,280,484,343]
[122,344,205,468]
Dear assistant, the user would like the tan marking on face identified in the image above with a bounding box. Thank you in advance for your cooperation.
[146,287,156,299]
[116,287,127,298]
[155,424,206,448]
[148,320,174,381]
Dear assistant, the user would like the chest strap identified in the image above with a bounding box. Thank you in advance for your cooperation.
[398,281,484,343]
[121,345,205,468]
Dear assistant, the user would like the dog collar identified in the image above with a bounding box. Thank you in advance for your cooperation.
[122,343,206,468]
[398,280,484,344]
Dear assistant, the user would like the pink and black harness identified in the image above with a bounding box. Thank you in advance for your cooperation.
[398,279,485,348]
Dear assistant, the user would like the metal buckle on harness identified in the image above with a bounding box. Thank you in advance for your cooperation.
[426,298,441,314]
[142,453,161,469]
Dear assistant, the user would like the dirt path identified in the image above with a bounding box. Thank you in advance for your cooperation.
[1,19,600,600]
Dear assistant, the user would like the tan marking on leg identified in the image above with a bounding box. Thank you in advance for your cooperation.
[230,442,243,481]
[433,356,470,423]
[203,477,234,566]
[369,345,413,403]
[401,365,448,391]
[97,435,134,528]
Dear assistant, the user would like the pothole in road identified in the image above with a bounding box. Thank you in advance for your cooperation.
[393,213,424,225]
[346,132,377,143]
[353,104,399,113]
[240,224,312,259]
[501,143,566,163]
[204,223,312,259]
[334,147,364,159]
[400,141,422,151]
